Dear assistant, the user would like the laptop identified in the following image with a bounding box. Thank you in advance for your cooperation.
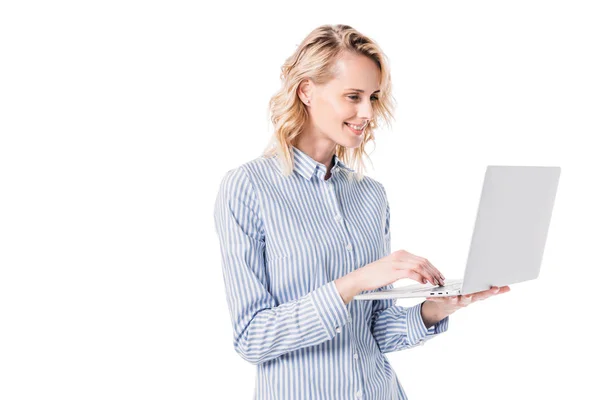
[353,165,561,300]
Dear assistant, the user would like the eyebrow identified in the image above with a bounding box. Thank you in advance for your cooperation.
[345,88,380,94]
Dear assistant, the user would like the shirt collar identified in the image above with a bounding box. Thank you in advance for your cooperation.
[290,145,354,181]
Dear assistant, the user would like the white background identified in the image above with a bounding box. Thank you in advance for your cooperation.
[1,1,598,399]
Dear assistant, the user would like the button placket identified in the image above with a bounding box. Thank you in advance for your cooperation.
[348,306,365,399]
[326,182,338,214]
[322,178,355,275]
[322,179,343,222]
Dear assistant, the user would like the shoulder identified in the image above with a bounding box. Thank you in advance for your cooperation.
[216,155,274,197]
[239,155,276,181]
[355,174,387,199]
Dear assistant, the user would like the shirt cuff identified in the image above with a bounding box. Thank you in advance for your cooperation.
[309,281,351,339]
[406,302,450,346]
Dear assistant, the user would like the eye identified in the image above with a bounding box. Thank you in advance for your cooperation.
[348,95,379,102]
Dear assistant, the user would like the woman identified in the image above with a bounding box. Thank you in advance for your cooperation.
[214,24,510,400]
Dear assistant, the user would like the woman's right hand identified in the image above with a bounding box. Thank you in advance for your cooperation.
[351,249,446,292]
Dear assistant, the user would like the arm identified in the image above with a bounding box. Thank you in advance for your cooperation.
[421,300,451,328]
[213,167,351,365]
[368,184,450,353]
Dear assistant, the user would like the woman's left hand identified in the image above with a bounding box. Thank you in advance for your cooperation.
[426,285,511,316]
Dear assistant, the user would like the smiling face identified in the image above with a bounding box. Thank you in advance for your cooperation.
[297,52,381,150]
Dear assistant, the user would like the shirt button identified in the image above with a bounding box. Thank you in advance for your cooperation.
[335,327,341,333]
[354,353,359,360]
[346,243,353,251]
[335,214,342,222]
[355,390,362,398]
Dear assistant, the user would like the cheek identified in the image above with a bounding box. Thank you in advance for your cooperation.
[313,97,353,130]
[314,100,341,125]
[328,101,353,124]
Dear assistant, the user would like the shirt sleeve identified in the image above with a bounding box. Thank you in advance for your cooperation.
[369,184,450,354]
[213,167,351,365]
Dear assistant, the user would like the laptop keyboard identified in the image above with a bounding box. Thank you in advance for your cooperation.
[408,281,462,294]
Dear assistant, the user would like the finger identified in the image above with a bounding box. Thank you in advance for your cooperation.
[417,258,441,286]
[459,294,473,306]
[425,259,445,285]
[488,286,501,295]
[471,288,495,301]
[482,286,510,298]
[427,293,459,302]
[474,286,500,297]
[480,287,500,297]
[412,260,437,285]
[471,293,489,302]
[489,286,510,294]
[399,251,440,285]
[472,286,508,302]
[428,296,457,303]
[426,296,447,302]
[400,267,433,285]
[416,256,443,286]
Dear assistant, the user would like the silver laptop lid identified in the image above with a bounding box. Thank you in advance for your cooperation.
[461,166,561,295]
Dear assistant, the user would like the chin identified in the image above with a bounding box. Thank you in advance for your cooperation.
[345,133,365,147]
[338,138,362,149]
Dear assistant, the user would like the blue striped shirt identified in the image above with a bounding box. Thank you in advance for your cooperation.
[213,145,449,399]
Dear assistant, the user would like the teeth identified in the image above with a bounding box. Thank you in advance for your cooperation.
[347,123,365,131]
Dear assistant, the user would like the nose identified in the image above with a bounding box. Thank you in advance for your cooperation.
[359,100,374,121]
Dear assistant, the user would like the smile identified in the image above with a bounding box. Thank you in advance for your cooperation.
[345,123,365,135]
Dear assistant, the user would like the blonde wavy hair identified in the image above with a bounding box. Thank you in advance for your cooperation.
[262,24,396,182]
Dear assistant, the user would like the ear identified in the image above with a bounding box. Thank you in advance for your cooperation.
[297,78,313,106]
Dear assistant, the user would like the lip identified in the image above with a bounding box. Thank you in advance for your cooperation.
[345,123,364,135]
[345,122,367,129]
